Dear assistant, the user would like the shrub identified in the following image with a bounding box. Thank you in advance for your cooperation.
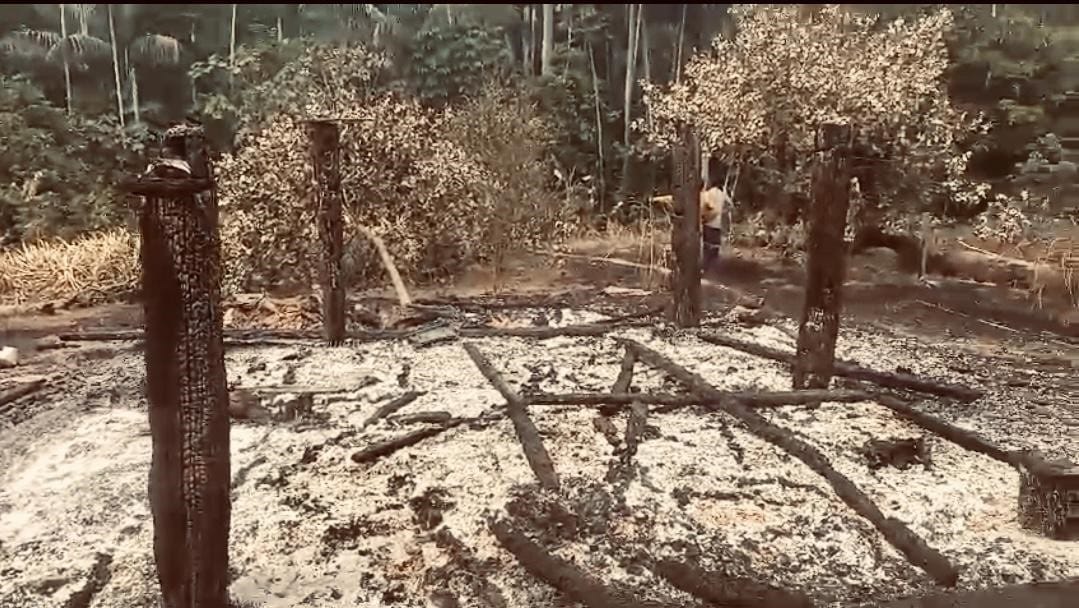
[216,44,574,295]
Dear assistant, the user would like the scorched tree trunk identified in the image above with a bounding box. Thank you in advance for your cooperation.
[793,123,852,389]
[669,123,702,327]
[127,123,231,608]
[307,120,346,345]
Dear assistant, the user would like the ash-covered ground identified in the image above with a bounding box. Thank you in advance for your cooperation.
[0,306,1077,608]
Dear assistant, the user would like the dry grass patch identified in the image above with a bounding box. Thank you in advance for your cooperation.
[0,228,138,305]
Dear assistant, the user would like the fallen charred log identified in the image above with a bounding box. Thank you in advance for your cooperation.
[700,333,984,402]
[618,337,960,587]
[653,558,814,608]
[463,343,559,491]
[526,389,873,411]
[360,391,425,429]
[57,320,650,345]
[871,393,1021,466]
[489,519,696,608]
[0,378,45,411]
[351,424,461,465]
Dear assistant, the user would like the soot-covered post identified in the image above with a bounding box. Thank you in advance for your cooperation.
[793,122,853,389]
[670,122,702,327]
[306,119,346,345]
[122,123,231,608]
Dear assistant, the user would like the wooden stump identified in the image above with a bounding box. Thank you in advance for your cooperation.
[794,123,852,389]
[306,120,346,345]
[1018,459,1079,540]
[669,123,702,328]
[124,123,231,608]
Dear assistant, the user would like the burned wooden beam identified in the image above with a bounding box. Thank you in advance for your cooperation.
[360,391,426,429]
[669,123,703,328]
[0,378,45,411]
[489,519,694,608]
[56,320,652,345]
[653,558,814,608]
[599,347,638,416]
[871,394,1019,465]
[605,402,649,485]
[137,122,231,607]
[305,119,346,345]
[526,389,873,410]
[794,122,853,389]
[618,338,959,587]
[700,334,984,402]
[351,425,459,465]
[611,348,637,393]
[875,578,1079,608]
[463,343,559,491]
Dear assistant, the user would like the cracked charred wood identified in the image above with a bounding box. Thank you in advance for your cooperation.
[653,558,814,608]
[306,120,346,345]
[618,338,959,587]
[700,333,984,402]
[600,348,638,416]
[606,402,649,484]
[463,343,559,490]
[0,378,45,411]
[351,425,460,464]
[611,348,637,394]
[669,123,703,328]
[57,320,652,345]
[137,123,231,608]
[871,394,1019,465]
[489,519,695,608]
[874,578,1079,608]
[795,123,852,389]
[360,391,425,429]
[526,389,872,411]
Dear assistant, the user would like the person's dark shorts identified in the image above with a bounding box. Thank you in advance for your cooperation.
[702,225,723,268]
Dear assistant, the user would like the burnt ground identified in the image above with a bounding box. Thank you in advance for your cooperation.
[1,243,1078,608]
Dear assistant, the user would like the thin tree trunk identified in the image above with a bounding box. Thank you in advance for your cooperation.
[130,56,140,125]
[229,3,238,92]
[674,3,687,83]
[277,16,283,42]
[641,7,651,83]
[563,4,574,75]
[523,5,534,76]
[670,124,702,327]
[60,3,73,114]
[619,4,642,200]
[794,123,852,390]
[541,3,554,76]
[189,21,199,107]
[108,4,125,128]
[587,42,606,208]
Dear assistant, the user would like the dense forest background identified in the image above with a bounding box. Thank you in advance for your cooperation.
[1,3,1077,289]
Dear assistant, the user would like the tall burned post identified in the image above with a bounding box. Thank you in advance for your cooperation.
[306,119,346,345]
[669,123,703,327]
[122,124,231,607]
[793,123,852,389]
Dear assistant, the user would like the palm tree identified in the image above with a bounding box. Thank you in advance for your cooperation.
[0,4,111,114]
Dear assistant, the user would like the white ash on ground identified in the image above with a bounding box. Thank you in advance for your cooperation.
[0,308,1076,608]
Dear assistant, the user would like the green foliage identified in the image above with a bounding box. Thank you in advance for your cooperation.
[408,23,514,107]
[0,74,149,245]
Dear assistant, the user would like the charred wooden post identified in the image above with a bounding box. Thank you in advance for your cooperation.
[669,123,702,327]
[794,123,852,389]
[1017,456,1079,540]
[122,123,231,608]
[306,119,346,345]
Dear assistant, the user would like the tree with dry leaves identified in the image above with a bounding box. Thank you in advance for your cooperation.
[642,4,990,229]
